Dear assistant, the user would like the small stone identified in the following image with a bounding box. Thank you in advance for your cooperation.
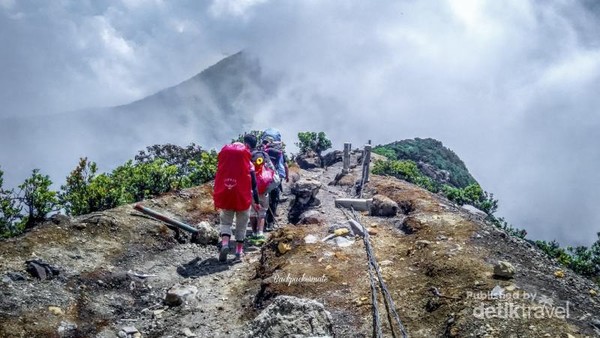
[58,321,78,337]
[182,328,197,337]
[333,236,354,247]
[367,228,378,236]
[590,289,598,297]
[415,240,432,249]
[73,223,87,230]
[490,285,504,298]
[6,272,26,281]
[122,326,139,334]
[380,260,393,266]
[554,270,565,278]
[277,242,291,254]
[304,234,318,244]
[334,228,349,236]
[505,284,517,292]
[48,306,63,316]
[132,333,141,338]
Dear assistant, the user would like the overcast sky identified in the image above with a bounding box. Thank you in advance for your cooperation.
[1,0,599,246]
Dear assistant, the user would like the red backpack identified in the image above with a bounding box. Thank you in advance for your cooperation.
[213,142,253,211]
[252,150,279,194]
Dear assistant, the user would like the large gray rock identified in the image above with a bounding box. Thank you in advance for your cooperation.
[164,284,198,306]
[299,210,325,225]
[493,261,516,279]
[296,152,321,169]
[193,221,219,245]
[322,150,343,167]
[461,205,487,218]
[370,194,399,217]
[289,179,322,224]
[246,296,334,338]
[291,179,322,204]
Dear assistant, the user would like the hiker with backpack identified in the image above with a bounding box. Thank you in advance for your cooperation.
[213,134,261,262]
[247,148,280,246]
[260,128,289,231]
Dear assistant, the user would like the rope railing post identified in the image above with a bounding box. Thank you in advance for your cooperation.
[343,142,351,174]
[363,144,372,183]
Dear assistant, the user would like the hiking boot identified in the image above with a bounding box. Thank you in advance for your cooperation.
[218,245,229,262]
[234,252,244,261]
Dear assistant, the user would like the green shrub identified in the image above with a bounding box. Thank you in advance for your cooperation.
[489,216,527,239]
[17,169,58,228]
[185,151,218,186]
[296,131,332,156]
[111,159,181,203]
[0,168,22,237]
[441,184,498,215]
[372,159,437,191]
[536,235,600,280]
[59,158,124,216]
[135,143,209,176]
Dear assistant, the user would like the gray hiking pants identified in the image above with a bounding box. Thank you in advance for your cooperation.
[219,208,250,242]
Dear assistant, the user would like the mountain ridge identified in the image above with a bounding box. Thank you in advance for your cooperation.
[0,153,598,337]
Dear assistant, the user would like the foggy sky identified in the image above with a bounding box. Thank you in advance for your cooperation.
[1,0,599,246]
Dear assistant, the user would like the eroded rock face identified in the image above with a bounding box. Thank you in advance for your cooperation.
[246,296,333,338]
[296,152,322,169]
[288,179,322,224]
[322,150,343,167]
[417,161,450,184]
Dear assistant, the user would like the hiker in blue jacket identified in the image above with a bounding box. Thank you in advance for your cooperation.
[260,128,289,231]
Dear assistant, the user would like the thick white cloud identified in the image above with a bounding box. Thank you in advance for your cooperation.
[1,0,599,245]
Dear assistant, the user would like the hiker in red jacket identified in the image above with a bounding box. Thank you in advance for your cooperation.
[213,134,260,262]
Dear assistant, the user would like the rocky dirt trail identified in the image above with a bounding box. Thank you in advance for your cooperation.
[0,183,278,338]
[1,152,600,338]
